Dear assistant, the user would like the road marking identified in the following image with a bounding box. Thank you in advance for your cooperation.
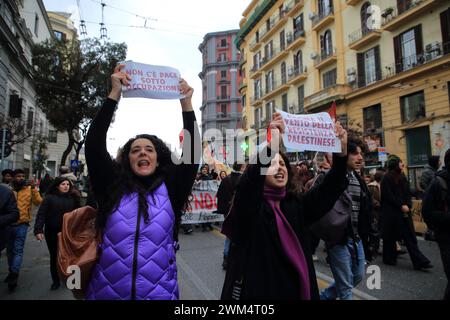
[177,254,218,300]
[315,271,378,300]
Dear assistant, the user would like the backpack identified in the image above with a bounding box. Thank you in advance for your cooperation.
[57,206,101,299]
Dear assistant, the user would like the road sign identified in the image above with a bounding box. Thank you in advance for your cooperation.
[2,129,12,142]
[0,145,12,159]
[70,159,79,169]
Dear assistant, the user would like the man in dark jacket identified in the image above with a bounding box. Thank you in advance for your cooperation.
[217,161,247,270]
[419,155,440,191]
[0,184,20,255]
[320,138,378,300]
[422,148,450,300]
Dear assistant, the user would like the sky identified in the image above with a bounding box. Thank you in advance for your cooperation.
[42,0,249,157]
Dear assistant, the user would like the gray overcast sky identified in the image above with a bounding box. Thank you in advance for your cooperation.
[42,0,249,156]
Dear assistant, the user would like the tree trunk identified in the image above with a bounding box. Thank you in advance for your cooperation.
[74,139,85,161]
[61,130,75,166]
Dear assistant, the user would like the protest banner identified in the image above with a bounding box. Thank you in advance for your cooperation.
[277,109,341,153]
[121,60,183,100]
[181,180,224,224]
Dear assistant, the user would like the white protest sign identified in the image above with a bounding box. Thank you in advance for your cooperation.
[121,61,183,100]
[181,180,224,224]
[277,109,341,153]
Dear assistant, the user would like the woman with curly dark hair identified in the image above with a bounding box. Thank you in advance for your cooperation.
[84,64,200,300]
[34,177,81,290]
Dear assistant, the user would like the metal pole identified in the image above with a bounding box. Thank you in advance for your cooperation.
[0,128,6,172]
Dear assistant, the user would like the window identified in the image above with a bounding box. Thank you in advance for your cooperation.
[255,31,259,43]
[398,0,414,15]
[320,30,333,58]
[319,0,333,16]
[266,19,271,32]
[294,14,304,35]
[294,50,303,74]
[280,30,285,51]
[264,41,273,60]
[298,85,305,113]
[221,104,227,117]
[242,94,246,108]
[281,62,287,84]
[218,53,226,62]
[221,70,227,79]
[357,46,381,87]
[265,71,274,93]
[255,107,262,128]
[27,109,34,130]
[220,86,227,99]
[221,39,227,47]
[440,8,450,54]
[266,101,275,121]
[363,104,382,132]
[54,30,66,41]
[253,52,261,70]
[48,130,58,143]
[254,79,262,99]
[8,94,22,118]
[323,69,337,89]
[360,2,372,35]
[279,4,285,19]
[282,94,288,112]
[34,13,39,36]
[394,26,423,73]
[401,91,425,122]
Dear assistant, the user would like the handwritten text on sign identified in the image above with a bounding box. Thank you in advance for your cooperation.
[181,180,224,224]
[277,109,341,153]
[121,61,183,100]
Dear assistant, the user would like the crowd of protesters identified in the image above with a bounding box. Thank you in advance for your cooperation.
[0,64,448,301]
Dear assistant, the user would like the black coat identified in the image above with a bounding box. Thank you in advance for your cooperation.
[422,169,450,238]
[380,173,413,240]
[34,193,81,235]
[222,151,348,300]
[0,184,19,250]
[217,172,241,216]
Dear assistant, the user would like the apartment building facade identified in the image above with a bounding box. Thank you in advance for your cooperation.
[199,30,243,165]
[0,0,54,177]
[237,0,450,187]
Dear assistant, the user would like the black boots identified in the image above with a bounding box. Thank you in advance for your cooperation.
[222,255,228,270]
[6,272,19,292]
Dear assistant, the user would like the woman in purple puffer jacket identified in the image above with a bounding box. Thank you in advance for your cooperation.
[84,64,200,300]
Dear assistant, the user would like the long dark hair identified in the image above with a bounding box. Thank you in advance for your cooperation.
[96,134,174,230]
[46,177,80,201]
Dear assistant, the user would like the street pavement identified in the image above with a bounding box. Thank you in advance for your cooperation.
[0,222,446,300]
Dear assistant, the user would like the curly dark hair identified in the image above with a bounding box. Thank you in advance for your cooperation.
[96,134,182,230]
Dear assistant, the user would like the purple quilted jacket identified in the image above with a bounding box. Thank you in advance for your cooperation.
[85,183,178,300]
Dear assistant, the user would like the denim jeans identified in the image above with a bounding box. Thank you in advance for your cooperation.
[223,237,231,257]
[7,224,29,273]
[320,238,366,300]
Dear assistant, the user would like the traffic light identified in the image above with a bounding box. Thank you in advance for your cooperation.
[240,141,249,152]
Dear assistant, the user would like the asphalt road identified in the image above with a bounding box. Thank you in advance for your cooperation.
[0,223,446,300]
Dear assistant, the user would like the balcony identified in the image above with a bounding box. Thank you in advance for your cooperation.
[304,84,351,111]
[347,41,450,96]
[260,47,289,72]
[286,29,306,51]
[287,0,305,18]
[217,95,231,102]
[348,27,382,51]
[382,0,440,32]
[260,14,288,43]
[314,48,337,69]
[312,7,334,31]
[261,79,290,101]
[287,66,307,85]
[346,0,362,5]
[251,94,263,106]
[239,82,248,94]
[250,64,263,79]
[249,37,262,52]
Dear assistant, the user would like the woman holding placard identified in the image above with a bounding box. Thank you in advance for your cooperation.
[85,64,200,300]
[221,113,348,300]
